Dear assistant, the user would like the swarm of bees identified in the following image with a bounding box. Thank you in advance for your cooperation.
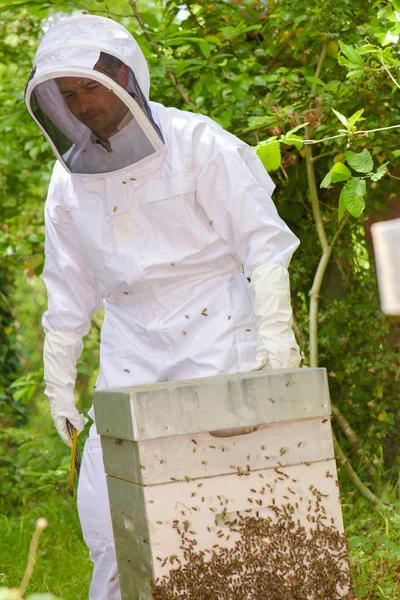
[151,491,355,600]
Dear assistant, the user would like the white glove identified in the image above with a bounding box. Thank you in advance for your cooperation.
[249,263,301,371]
[43,331,87,447]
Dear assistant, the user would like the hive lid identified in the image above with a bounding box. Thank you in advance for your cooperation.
[93,368,330,441]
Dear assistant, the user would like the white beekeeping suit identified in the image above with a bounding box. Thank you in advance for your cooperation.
[25,14,301,600]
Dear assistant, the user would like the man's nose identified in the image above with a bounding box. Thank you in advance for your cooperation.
[78,91,95,114]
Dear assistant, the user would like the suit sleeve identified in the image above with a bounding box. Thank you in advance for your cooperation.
[195,142,299,276]
[42,165,103,336]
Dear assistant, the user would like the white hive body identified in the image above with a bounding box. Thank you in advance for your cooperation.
[94,369,352,600]
[371,218,400,315]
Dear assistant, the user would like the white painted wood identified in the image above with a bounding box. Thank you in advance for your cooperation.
[102,416,334,485]
[94,368,330,441]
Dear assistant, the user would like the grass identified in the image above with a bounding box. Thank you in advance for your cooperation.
[0,492,92,599]
[342,489,400,599]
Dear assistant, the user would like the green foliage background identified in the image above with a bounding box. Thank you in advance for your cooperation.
[0,0,399,598]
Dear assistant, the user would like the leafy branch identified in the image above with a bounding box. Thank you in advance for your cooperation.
[253,51,387,506]
[255,107,390,223]
[127,0,194,106]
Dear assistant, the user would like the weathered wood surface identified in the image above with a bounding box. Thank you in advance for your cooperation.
[102,416,333,486]
[94,368,330,441]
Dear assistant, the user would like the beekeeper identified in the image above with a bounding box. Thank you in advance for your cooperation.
[25,14,301,600]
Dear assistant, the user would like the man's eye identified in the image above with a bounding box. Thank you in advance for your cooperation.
[88,84,99,90]
[63,93,75,99]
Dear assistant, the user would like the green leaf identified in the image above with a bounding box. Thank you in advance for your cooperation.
[205,35,220,44]
[283,134,303,149]
[256,141,281,171]
[199,41,211,59]
[344,149,374,173]
[339,178,366,218]
[383,29,399,46]
[286,122,309,136]
[346,69,364,79]
[246,115,278,132]
[347,109,364,130]
[338,41,364,67]
[167,36,208,46]
[371,162,389,182]
[392,150,400,157]
[320,163,352,188]
[338,54,361,70]
[0,108,25,133]
[358,44,380,55]
[305,75,325,86]
[331,108,348,128]
[338,191,346,222]
[382,47,398,67]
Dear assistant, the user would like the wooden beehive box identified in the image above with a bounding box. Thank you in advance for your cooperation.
[94,368,352,600]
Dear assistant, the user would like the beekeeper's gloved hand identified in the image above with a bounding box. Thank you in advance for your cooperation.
[250,263,301,372]
[43,332,88,447]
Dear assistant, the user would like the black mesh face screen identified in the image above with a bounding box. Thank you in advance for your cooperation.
[29,88,73,156]
[26,53,163,174]
[94,52,164,143]
[126,69,164,144]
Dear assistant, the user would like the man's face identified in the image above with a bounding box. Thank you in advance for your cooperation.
[56,64,129,141]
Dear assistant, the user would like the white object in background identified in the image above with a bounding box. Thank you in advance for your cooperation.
[371,218,400,315]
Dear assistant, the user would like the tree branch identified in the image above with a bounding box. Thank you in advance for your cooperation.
[333,432,384,507]
[292,313,306,347]
[267,30,296,71]
[302,123,400,145]
[303,42,382,507]
[311,151,336,163]
[380,58,400,91]
[127,0,194,106]
[331,405,376,479]
[313,39,328,86]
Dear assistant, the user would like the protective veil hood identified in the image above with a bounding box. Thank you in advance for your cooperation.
[25,15,164,175]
